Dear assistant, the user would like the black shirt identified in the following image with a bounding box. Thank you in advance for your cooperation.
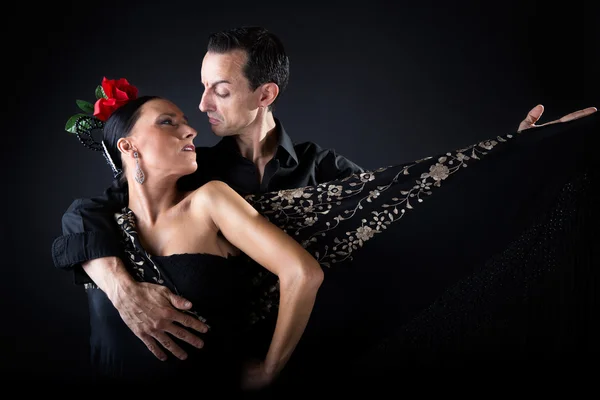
[51,118,364,282]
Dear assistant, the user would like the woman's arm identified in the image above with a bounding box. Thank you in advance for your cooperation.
[192,180,324,379]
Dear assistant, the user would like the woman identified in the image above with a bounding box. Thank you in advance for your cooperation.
[82,94,324,391]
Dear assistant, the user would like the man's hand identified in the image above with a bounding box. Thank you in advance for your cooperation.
[83,257,209,361]
[110,281,209,361]
[517,104,597,133]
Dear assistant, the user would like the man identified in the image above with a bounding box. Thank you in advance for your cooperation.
[52,26,596,364]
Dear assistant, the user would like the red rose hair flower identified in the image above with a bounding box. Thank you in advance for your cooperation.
[93,77,139,121]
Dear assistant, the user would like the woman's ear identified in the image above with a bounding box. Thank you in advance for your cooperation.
[117,138,135,157]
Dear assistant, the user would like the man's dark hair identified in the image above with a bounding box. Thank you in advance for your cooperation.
[207,26,289,111]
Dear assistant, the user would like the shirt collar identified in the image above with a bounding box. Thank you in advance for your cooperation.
[276,119,299,166]
[214,118,299,166]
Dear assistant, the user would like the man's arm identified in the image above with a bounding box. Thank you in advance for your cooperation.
[314,146,364,183]
[52,178,128,283]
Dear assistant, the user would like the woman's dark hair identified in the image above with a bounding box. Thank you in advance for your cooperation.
[102,95,160,174]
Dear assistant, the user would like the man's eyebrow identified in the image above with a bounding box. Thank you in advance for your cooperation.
[211,80,231,86]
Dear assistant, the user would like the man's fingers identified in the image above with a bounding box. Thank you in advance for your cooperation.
[169,293,193,310]
[166,324,205,349]
[536,107,597,128]
[518,104,544,132]
[138,334,168,361]
[153,332,188,360]
[172,310,210,334]
[557,107,597,123]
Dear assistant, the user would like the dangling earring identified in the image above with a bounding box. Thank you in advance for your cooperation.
[134,151,145,184]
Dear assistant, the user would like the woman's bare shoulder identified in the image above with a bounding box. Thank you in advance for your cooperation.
[189,180,234,204]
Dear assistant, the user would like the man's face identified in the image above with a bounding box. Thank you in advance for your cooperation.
[199,49,262,137]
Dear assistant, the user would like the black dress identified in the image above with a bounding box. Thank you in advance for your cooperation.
[86,252,249,392]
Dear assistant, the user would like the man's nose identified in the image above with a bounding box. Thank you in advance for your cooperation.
[199,92,213,112]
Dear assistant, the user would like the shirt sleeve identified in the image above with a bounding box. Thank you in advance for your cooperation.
[315,147,365,183]
[51,179,128,284]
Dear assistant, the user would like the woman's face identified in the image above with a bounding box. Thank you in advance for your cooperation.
[121,98,198,180]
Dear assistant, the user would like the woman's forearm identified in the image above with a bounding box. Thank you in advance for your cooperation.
[263,263,324,377]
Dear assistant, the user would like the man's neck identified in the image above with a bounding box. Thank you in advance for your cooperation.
[235,112,278,165]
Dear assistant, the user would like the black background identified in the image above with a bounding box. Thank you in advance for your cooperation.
[3,0,597,382]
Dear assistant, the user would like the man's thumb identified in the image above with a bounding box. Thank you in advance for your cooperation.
[527,104,544,123]
[518,104,544,132]
[170,294,192,309]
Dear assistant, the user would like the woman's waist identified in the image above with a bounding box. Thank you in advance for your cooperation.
[86,288,244,351]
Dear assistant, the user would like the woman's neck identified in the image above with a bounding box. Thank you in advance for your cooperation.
[126,175,183,226]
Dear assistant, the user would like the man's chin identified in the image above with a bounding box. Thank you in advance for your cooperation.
[211,127,234,137]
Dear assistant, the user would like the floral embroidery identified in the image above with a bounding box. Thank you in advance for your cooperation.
[238,133,514,323]
[246,133,512,268]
